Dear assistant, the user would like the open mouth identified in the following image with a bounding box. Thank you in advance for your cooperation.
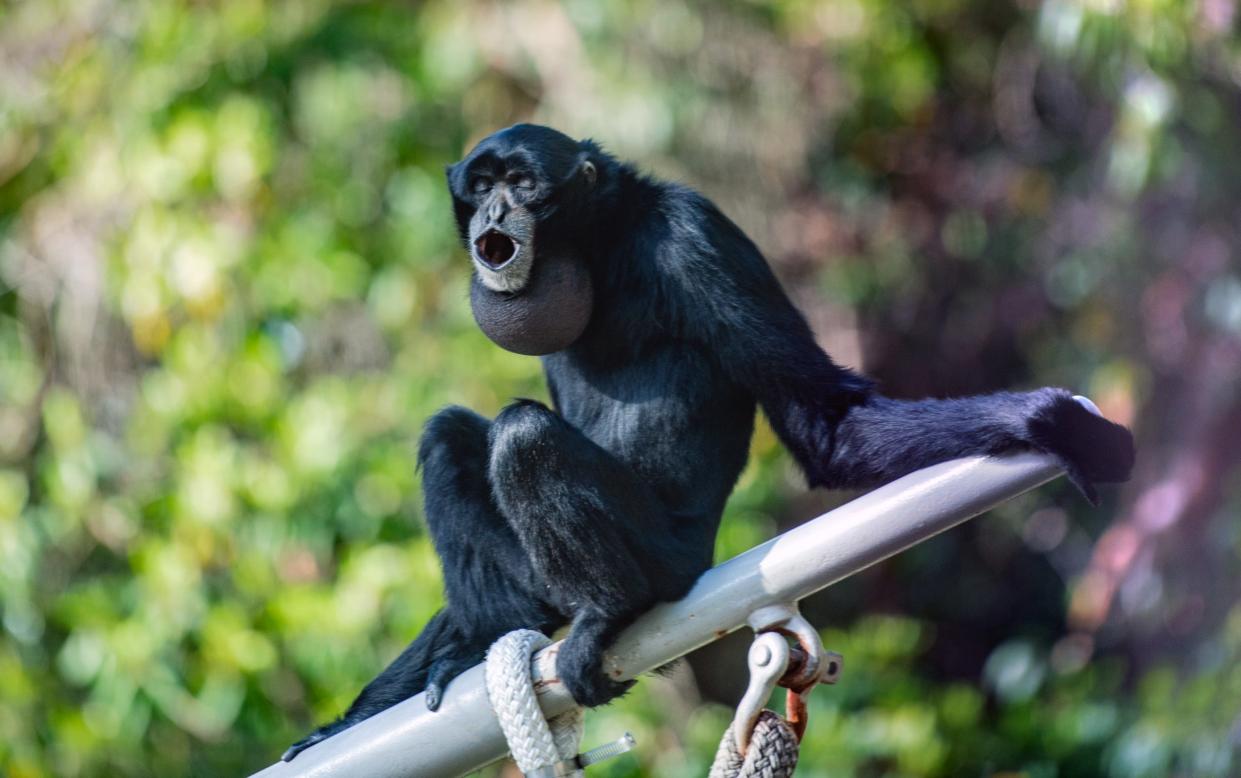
[474,230,519,269]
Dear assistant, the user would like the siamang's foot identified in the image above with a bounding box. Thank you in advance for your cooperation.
[282,718,352,762]
[1029,392,1135,505]
[557,641,635,707]
[424,653,482,711]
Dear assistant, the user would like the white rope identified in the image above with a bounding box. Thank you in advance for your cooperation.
[485,630,584,777]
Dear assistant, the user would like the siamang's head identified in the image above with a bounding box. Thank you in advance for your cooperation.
[446,125,599,355]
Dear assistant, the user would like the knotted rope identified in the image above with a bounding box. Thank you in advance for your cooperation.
[484,630,584,777]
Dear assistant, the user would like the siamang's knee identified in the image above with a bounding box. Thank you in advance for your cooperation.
[487,399,585,546]
[488,399,564,489]
[418,405,490,473]
[417,405,501,549]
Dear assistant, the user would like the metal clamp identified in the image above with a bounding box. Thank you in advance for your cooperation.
[731,632,791,754]
[732,603,844,753]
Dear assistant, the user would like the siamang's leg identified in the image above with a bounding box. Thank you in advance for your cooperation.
[816,389,1134,504]
[283,406,563,761]
[487,400,704,707]
[415,407,566,705]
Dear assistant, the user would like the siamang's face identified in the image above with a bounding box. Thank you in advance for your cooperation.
[459,163,540,293]
[447,125,595,294]
[447,125,598,356]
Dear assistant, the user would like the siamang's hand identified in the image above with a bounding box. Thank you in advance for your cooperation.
[1028,393,1135,505]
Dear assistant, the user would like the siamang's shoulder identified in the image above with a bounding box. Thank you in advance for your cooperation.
[639,183,770,281]
[650,183,722,229]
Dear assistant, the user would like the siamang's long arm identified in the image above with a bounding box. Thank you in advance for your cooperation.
[802,390,1135,503]
[663,195,1134,501]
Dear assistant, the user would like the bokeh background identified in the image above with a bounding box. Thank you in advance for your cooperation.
[2,1,1240,776]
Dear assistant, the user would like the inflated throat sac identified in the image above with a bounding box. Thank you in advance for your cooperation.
[470,252,593,356]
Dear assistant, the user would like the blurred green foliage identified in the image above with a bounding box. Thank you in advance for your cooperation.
[1,1,1239,776]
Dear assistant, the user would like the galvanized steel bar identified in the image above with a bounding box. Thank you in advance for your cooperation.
[251,452,1061,778]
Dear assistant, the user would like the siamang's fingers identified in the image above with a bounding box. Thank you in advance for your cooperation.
[1028,393,1135,503]
[1060,460,1101,507]
[425,654,480,711]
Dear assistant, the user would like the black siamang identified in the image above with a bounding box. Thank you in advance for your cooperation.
[283,124,1133,759]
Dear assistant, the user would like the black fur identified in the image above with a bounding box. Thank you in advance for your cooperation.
[282,125,1135,760]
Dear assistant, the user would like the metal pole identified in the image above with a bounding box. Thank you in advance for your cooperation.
[250,452,1061,778]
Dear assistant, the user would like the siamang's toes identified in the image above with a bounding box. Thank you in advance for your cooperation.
[558,654,634,708]
[425,683,442,712]
[282,722,341,761]
[563,670,635,708]
[425,655,479,711]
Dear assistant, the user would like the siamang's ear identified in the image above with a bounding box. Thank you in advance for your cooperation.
[579,158,597,187]
[445,162,470,200]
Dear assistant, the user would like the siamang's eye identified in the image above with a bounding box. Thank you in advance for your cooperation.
[515,177,536,191]
[472,178,492,194]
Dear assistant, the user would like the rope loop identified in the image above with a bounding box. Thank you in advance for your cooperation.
[709,711,800,778]
[484,630,584,777]
[714,714,799,778]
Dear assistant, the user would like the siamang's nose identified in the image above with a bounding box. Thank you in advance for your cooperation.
[488,198,506,224]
